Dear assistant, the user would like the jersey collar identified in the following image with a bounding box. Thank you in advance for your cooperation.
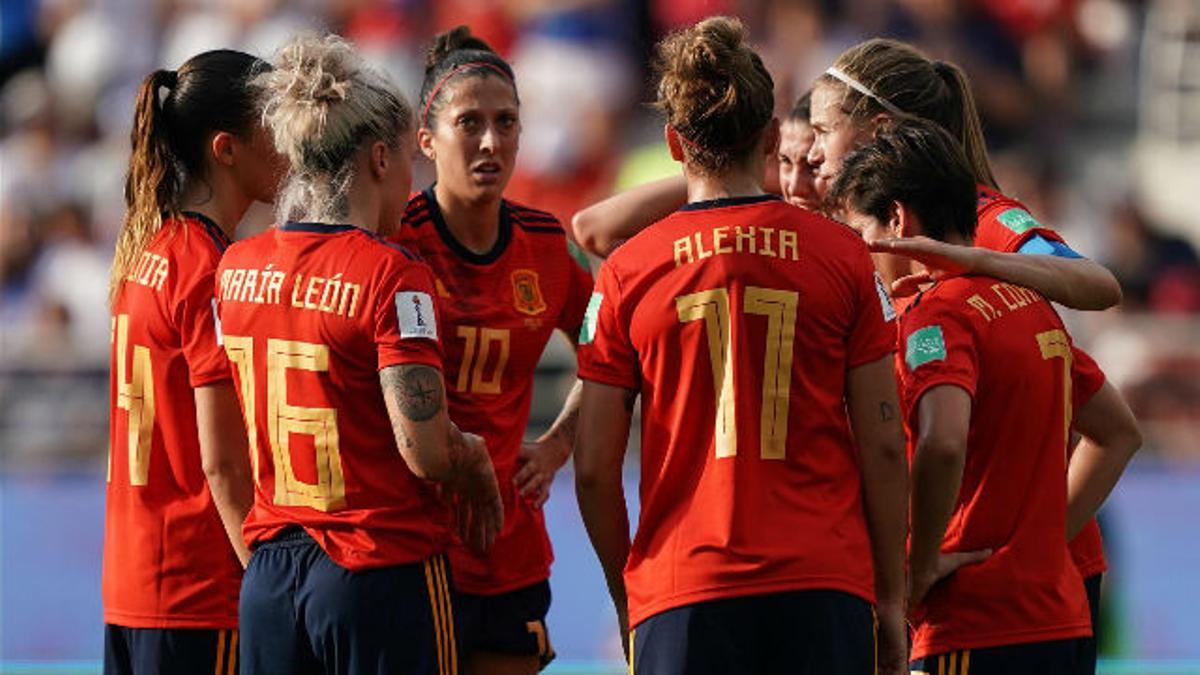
[677,193,780,212]
[180,210,232,252]
[422,185,512,266]
[279,222,359,234]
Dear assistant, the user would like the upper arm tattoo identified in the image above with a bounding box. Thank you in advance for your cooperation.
[880,401,896,422]
[381,364,444,422]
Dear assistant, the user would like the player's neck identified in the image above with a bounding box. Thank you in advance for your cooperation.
[683,169,765,205]
[179,179,248,240]
[434,183,502,254]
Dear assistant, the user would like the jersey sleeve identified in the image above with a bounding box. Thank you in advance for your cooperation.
[576,260,639,390]
[373,257,444,372]
[847,245,898,367]
[557,241,595,336]
[1071,345,1106,411]
[176,259,232,387]
[897,294,980,423]
[976,201,1067,253]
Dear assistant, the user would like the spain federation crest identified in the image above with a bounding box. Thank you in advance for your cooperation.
[511,269,547,316]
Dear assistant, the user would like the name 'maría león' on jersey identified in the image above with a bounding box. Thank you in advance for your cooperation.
[219,265,363,318]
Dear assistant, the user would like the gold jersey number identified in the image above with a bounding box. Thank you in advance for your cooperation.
[1037,328,1074,458]
[110,314,155,485]
[676,286,798,460]
[224,336,346,512]
[455,326,510,395]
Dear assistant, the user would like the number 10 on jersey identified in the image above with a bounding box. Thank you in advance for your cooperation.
[676,286,798,460]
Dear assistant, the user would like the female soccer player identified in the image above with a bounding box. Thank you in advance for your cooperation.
[807,38,1121,311]
[104,49,278,675]
[777,91,821,211]
[571,90,820,258]
[218,34,502,675]
[391,26,593,675]
[807,40,1118,661]
[827,118,1141,675]
[572,40,1121,314]
[575,17,908,675]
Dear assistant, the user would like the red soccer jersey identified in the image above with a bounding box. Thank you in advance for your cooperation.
[104,213,241,629]
[392,189,593,595]
[973,186,1108,577]
[216,222,447,571]
[577,195,897,628]
[898,275,1093,658]
[974,185,1066,253]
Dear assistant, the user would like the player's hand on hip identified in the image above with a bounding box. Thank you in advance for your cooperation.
[908,548,992,610]
[874,600,908,675]
[514,437,571,509]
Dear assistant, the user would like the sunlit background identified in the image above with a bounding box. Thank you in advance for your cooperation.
[1,0,1198,672]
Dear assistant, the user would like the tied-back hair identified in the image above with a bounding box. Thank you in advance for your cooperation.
[655,16,775,176]
[110,50,265,305]
[788,90,812,124]
[257,33,412,224]
[418,25,516,130]
[827,117,978,243]
[818,39,999,190]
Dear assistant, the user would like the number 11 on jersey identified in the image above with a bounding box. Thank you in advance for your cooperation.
[676,286,798,460]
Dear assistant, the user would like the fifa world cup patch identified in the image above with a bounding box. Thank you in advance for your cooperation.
[996,208,1042,235]
[396,291,438,340]
[905,325,946,370]
[874,272,897,321]
[579,292,603,345]
[511,269,548,316]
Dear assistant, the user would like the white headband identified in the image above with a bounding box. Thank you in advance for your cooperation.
[825,66,904,116]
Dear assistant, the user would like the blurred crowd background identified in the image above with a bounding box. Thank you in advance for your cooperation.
[1,0,1199,668]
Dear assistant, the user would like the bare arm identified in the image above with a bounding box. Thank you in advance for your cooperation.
[844,355,909,675]
[196,382,254,567]
[909,385,990,608]
[575,381,636,651]
[845,356,907,607]
[1067,381,1142,538]
[972,251,1122,311]
[869,237,1123,310]
[380,363,503,551]
[571,176,687,258]
[514,379,581,507]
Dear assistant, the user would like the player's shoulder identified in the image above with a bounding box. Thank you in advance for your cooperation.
[899,276,982,324]
[506,199,566,237]
[404,190,435,228]
[975,185,1026,214]
[166,211,232,260]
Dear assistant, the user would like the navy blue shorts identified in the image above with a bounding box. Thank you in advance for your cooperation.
[1080,572,1103,675]
[104,625,238,675]
[238,528,457,675]
[631,589,875,675]
[455,580,554,668]
[910,637,1092,675]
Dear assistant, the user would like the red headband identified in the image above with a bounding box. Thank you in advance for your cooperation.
[421,62,513,128]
